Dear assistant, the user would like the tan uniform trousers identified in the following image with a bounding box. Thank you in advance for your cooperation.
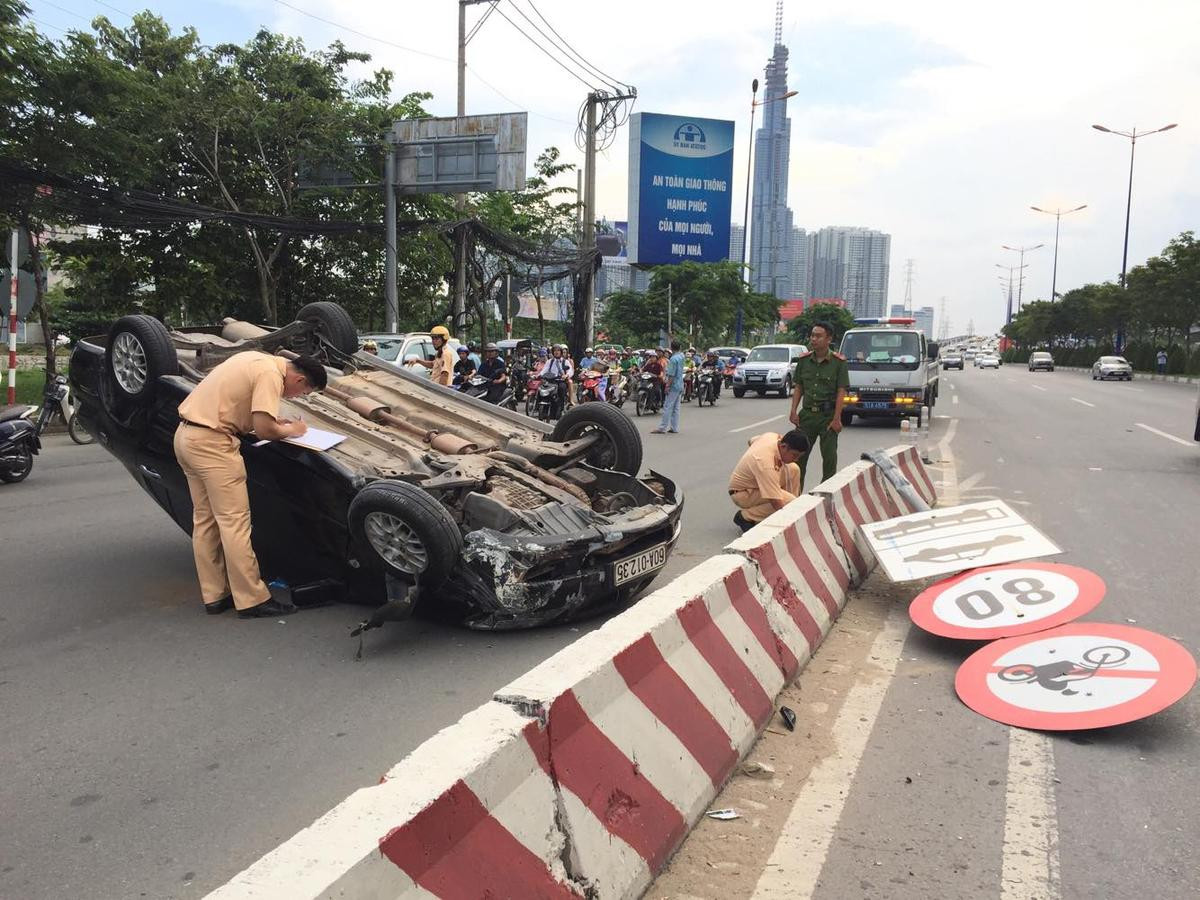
[729,463,802,524]
[173,424,271,610]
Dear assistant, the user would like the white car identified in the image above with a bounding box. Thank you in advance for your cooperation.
[1092,355,1133,381]
[977,355,1000,369]
[731,343,807,398]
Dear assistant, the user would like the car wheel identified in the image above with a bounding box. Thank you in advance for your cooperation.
[840,411,853,427]
[779,375,792,398]
[349,479,463,583]
[0,443,33,483]
[733,388,745,398]
[552,402,643,475]
[67,413,95,445]
[635,392,645,416]
[105,315,178,408]
[295,301,358,356]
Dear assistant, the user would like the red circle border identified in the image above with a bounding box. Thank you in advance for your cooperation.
[955,623,1197,731]
[909,562,1107,640]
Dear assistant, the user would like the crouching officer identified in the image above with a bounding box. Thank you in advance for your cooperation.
[789,321,849,484]
[728,430,811,532]
[174,352,327,618]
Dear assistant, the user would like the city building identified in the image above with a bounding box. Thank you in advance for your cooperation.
[915,306,935,338]
[729,223,745,270]
[790,227,810,300]
[889,304,907,318]
[748,3,795,299]
[808,226,891,317]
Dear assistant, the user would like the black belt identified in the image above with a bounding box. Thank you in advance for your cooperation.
[181,419,220,431]
[805,401,835,413]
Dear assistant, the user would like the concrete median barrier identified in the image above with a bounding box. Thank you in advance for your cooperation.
[883,443,938,509]
[809,461,906,584]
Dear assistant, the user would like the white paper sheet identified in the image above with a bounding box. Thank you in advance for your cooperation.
[252,426,347,452]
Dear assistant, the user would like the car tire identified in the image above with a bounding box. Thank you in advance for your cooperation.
[779,375,792,399]
[635,392,645,416]
[733,388,745,398]
[67,413,95,445]
[349,479,463,583]
[840,411,854,427]
[552,402,642,475]
[295,301,358,356]
[105,315,178,408]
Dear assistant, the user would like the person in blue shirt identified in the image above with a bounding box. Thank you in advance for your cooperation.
[652,340,685,433]
[476,342,508,403]
[467,342,482,369]
[578,347,598,372]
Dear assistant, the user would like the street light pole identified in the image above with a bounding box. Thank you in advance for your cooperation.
[1001,243,1042,313]
[735,78,758,346]
[1030,204,1086,302]
[996,263,1026,326]
[1092,123,1178,287]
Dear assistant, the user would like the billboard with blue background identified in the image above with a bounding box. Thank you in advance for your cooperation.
[627,112,734,266]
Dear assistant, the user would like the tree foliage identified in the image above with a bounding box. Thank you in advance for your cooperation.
[785,302,858,344]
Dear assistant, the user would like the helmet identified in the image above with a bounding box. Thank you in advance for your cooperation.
[537,347,548,358]
[430,325,450,339]
[362,339,378,352]
[585,347,593,354]
[469,342,479,352]
[485,342,498,351]
[552,343,565,353]
[457,344,470,354]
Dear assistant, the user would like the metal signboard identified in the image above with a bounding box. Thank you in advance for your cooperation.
[909,562,1106,640]
[391,112,527,195]
[955,623,1196,730]
[627,112,734,265]
[860,500,1062,582]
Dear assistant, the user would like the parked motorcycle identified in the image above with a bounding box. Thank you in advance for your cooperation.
[696,367,719,406]
[0,405,40,483]
[36,373,93,445]
[634,372,662,417]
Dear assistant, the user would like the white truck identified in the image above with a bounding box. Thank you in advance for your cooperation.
[837,318,940,426]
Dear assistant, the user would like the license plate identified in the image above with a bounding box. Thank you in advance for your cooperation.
[612,543,667,586]
[747,375,764,382]
[863,401,890,409]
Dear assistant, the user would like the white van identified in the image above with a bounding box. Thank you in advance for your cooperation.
[838,319,939,424]
[731,343,808,398]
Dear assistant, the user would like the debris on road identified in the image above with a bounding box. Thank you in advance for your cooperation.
[739,760,776,779]
[706,809,741,821]
[779,706,797,731]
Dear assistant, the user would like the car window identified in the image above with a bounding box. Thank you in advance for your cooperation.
[746,347,791,363]
[374,339,404,362]
[842,332,920,363]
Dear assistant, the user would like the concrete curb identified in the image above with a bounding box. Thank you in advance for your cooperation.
[205,452,940,900]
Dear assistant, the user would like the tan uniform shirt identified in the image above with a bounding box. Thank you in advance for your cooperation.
[728,432,801,502]
[430,343,456,386]
[177,351,286,435]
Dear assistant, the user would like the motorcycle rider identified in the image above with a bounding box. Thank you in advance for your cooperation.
[701,349,723,399]
[453,344,476,388]
[641,347,666,407]
[540,343,574,412]
[477,342,508,404]
[467,342,482,369]
[578,347,598,372]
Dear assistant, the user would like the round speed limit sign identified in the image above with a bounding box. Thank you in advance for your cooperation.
[909,562,1105,640]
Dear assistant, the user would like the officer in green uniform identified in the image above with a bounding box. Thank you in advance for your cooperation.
[789,321,850,483]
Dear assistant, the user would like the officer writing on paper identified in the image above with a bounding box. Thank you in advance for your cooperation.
[173,351,327,618]
[789,322,850,484]
[728,430,811,532]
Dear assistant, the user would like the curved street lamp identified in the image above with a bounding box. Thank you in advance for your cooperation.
[1092,123,1178,287]
[736,82,799,344]
[1002,243,1043,313]
[1031,204,1086,302]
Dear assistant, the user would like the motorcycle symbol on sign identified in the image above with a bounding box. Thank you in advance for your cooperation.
[998,645,1131,696]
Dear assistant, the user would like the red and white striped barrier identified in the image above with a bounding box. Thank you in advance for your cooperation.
[808,461,907,584]
[724,494,853,667]
[884,443,938,510]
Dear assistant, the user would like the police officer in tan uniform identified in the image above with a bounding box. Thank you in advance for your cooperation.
[173,352,327,617]
[728,430,811,531]
[409,325,456,386]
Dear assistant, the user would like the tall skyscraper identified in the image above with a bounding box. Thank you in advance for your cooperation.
[729,224,745,270]
[748,2,794,300]
[808,226,891,317]
[915,306,935,338]
[790,227,810,299]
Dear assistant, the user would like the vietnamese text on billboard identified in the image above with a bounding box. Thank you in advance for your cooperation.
[627,113,734,266]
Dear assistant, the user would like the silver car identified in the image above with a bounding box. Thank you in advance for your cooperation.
[1092,355,1133,381]
[977,355,1000,369]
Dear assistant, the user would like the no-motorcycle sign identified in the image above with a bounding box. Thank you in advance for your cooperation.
[955,623,1196,730]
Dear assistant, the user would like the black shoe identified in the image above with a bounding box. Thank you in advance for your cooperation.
[204,594,234,615]
[237,597,297,619]
[733,511,754,533]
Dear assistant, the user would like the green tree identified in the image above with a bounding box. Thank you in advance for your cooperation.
[785,302,857,344]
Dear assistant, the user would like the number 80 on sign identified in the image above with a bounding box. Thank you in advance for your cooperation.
[908,562,1106,640]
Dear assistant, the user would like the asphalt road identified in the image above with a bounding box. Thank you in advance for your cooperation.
[0,386,910,899]
[654,364,1200,899]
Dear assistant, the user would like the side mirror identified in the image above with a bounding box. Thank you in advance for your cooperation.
[928,341,940,360]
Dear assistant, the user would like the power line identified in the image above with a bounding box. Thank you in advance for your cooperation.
[464,0,497,44]
[91,0,131,17]
[465,64,574,125]
[489,1,596,90]
[38,1,91,23]
[518,0,628,91]
[272,0,453,62]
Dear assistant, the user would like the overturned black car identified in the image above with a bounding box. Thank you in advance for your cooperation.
[69,302,682,630]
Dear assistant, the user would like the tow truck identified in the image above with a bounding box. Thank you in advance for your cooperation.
[838,317,940,426]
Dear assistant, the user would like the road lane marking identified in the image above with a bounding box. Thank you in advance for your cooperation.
[1030,384,1047,392]
[730,414,784,434]
[1001,728,1061,900]
[1136,422,1194,447]
[952,394,959,404]
[751,603,910,900]
[1069,397,1095,408]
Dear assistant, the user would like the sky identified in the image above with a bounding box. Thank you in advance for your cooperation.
[27,0,1200,336]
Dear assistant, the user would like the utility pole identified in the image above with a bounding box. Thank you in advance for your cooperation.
[383,137,398,331]
[583,92,598,347]
[6,230,17,405]
[937,296,949,341]
[666,283,672,340]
